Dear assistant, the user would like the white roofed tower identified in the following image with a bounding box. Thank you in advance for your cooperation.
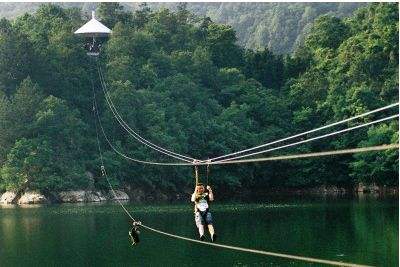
[74,11,112,56]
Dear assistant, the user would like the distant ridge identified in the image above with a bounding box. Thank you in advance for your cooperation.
[0,2,366,54]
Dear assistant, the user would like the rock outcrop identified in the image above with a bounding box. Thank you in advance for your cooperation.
[86,191,107,202]
[0,191,18,204]
[59,191,86,203]
[59,190,108,202]
[356,183,380,193]
[18,191,48,204]
[109,190,130,201]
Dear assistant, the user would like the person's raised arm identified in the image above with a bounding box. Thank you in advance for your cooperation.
[207,186,214,201]
[191,192,196,202]
[191,186,197,202]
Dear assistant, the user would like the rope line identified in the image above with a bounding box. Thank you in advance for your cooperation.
[195,165,199,185]
[215,114,399,163]
[94,74,189,166]
[207,144,399,165]
[96,60,397,166]
[203,103,399,163]
[98,64,193,162]
[96,106,398,166]
[140,224,372,267]
[98,65,193,162]
[91,74,135,222]
[97,63,196,163]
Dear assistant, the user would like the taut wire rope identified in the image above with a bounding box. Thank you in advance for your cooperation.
[214,114,399,163]
[206,144,399,165]
[94,99,399,166]
[202,102,399,163]
[96,61,398,166]
[194,165,199,185]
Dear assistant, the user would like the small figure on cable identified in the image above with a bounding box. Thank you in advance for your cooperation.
[191,183,217,242]
[129,221,141,246]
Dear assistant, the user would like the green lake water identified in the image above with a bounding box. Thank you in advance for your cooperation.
[0,196,398,266]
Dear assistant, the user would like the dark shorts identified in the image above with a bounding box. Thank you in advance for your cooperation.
[195,210,213,227]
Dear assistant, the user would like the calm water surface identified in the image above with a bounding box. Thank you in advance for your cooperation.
[0,196,398,266]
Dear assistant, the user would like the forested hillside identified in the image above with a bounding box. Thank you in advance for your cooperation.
[0,3,398,197]
[0,2,365,53]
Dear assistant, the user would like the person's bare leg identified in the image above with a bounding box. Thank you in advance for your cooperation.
[208,224,215,236]
[198,225,205,237]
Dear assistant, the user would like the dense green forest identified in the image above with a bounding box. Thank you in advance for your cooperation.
[0,3,398,197]
[0,2,365,53]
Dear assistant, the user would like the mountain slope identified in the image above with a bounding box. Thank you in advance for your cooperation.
[0,2,366,54]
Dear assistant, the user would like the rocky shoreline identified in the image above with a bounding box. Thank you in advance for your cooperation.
[0,183,397,205]
[0,190,129,205]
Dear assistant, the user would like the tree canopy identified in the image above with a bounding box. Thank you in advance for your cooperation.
[0,3,398,197]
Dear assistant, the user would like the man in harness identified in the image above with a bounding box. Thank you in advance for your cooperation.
[191,183,217,242]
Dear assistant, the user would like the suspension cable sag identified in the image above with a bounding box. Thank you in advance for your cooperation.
[97,63,196,163]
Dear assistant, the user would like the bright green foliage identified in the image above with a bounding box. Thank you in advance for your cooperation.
[1,137,87,192]
[305,15,349,50]
[350,122,398,186]
[0,94,89,192]
[0,3,398,196]
[0,78,43,165]
[286,3,398,187]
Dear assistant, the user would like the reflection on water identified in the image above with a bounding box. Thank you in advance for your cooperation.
[0,196,398,266]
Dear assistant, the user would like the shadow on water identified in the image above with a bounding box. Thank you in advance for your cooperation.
[0,194,398,266]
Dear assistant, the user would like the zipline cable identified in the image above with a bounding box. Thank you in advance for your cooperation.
[96,61,397,165]
[214,114,399,163]
[97,106,398,165]
[93,74,189,166]
[98,64,193,163]
[203,103,399,163]
[97,63,196,163]
[91,75,135,221]
[140,224,372,267]
[97,102,398,166]
[207,144,398,165]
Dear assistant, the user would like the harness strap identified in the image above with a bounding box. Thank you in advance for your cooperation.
[194,165,199,186]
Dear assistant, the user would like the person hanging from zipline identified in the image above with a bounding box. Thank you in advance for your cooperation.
[128,221,141,246]
[191,182,217,242]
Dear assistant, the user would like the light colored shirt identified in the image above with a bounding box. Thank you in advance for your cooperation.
[191,193,209,211]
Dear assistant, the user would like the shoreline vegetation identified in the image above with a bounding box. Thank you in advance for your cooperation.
[1,183,397,205]
[0,3,398,201]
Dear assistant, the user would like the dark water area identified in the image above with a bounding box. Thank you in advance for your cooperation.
[0,196,398,266]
